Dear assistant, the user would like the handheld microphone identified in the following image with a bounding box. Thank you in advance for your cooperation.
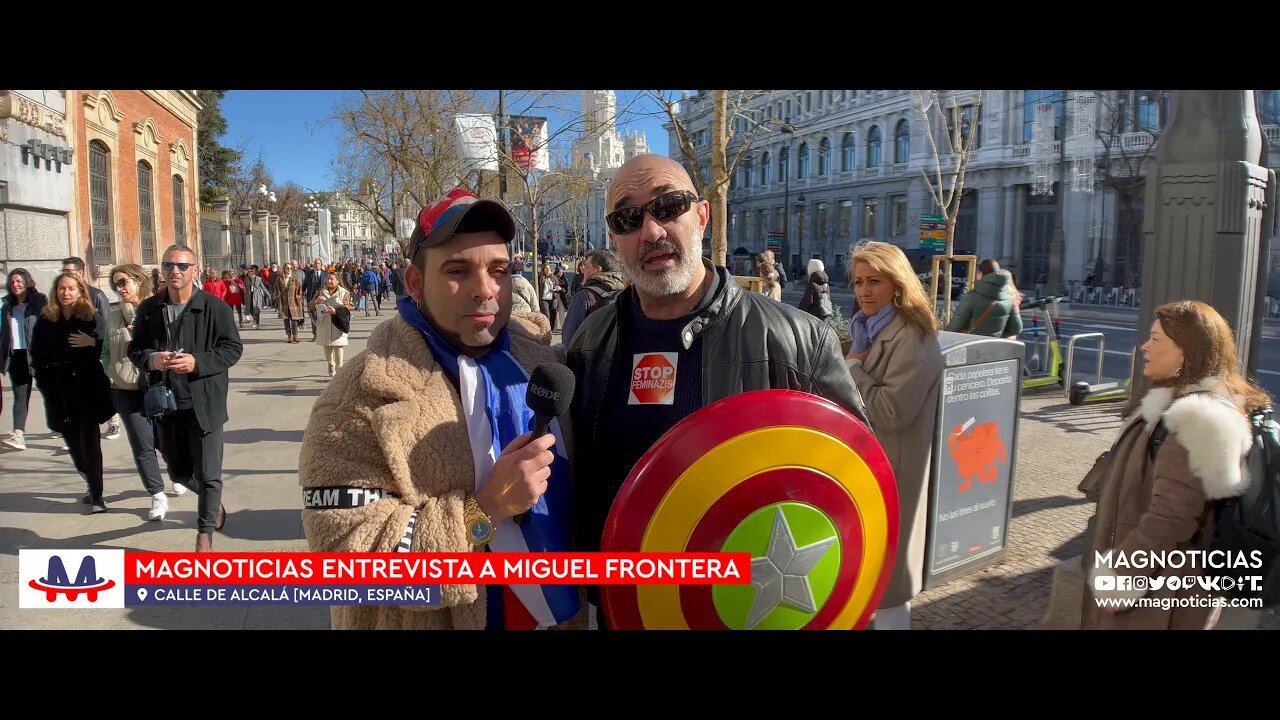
[516,362,575,524]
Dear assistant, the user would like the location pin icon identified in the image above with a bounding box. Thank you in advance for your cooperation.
[137,588,148,602]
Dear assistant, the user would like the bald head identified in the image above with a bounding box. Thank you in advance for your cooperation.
[606,154,697,211]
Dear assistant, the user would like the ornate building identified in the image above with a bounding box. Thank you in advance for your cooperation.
[1,91,80,294]
[669,90,1280,295]
[72,91,201,291]
[570,90,649,252]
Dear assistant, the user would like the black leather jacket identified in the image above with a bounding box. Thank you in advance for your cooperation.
[565,262,870,555]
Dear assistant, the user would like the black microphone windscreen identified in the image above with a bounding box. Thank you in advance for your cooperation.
[526,362,575,418]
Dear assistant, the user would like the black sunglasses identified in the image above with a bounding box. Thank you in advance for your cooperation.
[161,262,194,272]
[606,190,699,235]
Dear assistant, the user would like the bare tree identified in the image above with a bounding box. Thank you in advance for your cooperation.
[1091,90,1163,288]
[327,90,489,251]
[560,195,589,257]
[648,90,793,267]
[497,91,595,280]
[913,90,984,324]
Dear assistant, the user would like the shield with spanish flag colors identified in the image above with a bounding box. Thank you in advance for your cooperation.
[600,390,899,630]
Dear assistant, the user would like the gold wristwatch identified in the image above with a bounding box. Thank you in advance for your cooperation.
[464,493,495,547]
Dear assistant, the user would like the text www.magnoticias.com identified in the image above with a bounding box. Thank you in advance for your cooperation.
[1096,597,1263,611]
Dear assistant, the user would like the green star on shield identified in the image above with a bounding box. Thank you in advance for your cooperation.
[713,502,841,630]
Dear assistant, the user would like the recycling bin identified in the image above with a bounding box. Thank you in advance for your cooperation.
[922,332,1025,589]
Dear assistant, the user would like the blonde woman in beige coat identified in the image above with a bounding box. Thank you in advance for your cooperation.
[311,273,352,377]
[846,241,943,630]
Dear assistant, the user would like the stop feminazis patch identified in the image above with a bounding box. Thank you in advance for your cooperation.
[629,352,678,405]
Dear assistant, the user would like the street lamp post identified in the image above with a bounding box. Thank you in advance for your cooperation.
[249,184,276,266]
[781,119,794,266]
[304,195,321,262]
[796,192,807,267]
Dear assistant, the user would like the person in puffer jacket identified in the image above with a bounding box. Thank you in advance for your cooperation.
[799,258,833,319]
[945,258,1023,337]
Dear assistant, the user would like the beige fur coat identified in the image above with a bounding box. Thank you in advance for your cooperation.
[298,310,583,630]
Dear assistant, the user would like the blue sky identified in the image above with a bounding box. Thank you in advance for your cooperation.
[219,90,675,193]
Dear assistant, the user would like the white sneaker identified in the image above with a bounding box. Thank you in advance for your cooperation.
[105,422,121,440]
[172,482,188,497]
[148,492,169,521]
[2,431,24,451]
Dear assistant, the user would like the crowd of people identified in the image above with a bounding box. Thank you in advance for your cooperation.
[2,153,1270,631]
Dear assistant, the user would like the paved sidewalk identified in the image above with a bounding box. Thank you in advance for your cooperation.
[0,308,393,630]
[2,310,1274,630]
[914,389,1279,630]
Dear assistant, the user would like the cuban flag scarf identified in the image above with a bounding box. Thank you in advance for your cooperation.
[398,295,579,629]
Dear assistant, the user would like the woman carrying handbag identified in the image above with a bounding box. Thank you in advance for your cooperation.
[311,273,352,377]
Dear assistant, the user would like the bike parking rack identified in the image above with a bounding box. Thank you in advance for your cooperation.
[1064,332,1105,402]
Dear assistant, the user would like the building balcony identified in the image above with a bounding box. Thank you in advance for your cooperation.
[863,167,881,179]
[1265,125,1280,144]
[813,175,830,185]
[891,163,909,176]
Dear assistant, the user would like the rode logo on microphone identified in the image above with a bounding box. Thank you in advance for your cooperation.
[529,384,559,403]
[19,549,126,608]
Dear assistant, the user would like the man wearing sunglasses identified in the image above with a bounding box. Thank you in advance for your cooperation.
[129,244,243,551]
[565,155,870,628]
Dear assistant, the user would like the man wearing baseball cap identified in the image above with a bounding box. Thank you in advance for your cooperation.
[299,187,582,630]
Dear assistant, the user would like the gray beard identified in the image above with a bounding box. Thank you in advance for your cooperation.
[623,249,699,297]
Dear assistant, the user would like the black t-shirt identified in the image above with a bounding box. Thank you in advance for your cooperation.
[590,271,722,549]
[163,297,194,409]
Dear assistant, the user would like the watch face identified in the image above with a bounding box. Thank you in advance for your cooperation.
[470,520,492,543]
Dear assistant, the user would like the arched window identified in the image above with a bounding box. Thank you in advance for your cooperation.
[841,132,854,171]
[866,126,882,168]
[89,140,113,266]
[137,161,156,264]
[894,119,910,163]
[797,143,809,178]
[778,147,789,183]
[760,151,770,185]
[817,137,831,175]
[173,175,187,246]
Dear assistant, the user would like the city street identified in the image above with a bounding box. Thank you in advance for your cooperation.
[782,283,1280,398]
[1,298,1275,630]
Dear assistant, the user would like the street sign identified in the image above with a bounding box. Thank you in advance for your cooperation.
[765,231,783,257]
[920,214,945,223]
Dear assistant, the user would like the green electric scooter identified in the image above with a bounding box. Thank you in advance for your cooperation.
[1021,296,1066,392]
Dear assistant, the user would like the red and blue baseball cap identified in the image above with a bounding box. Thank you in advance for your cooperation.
[408,187,516,261]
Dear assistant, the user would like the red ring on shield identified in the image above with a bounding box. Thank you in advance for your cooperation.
[600,389,898,630]
[679,467,864,629]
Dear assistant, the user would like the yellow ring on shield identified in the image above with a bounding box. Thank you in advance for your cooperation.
[637,426,888,629]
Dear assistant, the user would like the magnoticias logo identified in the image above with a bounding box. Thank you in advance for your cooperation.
[19,549,125,609]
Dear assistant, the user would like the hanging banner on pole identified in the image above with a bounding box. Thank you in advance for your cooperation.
[455,114,499,172]
[509,116,550,172]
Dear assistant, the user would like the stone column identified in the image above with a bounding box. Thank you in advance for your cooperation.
[1132,90,1275,386]
[254,210,270,265]
[237,209,254,266]
[213,197,231,262]
[269,214,281,265]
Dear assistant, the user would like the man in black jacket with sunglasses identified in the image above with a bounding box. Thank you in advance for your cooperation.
[130,244,243,551]
[565,155,870,628]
